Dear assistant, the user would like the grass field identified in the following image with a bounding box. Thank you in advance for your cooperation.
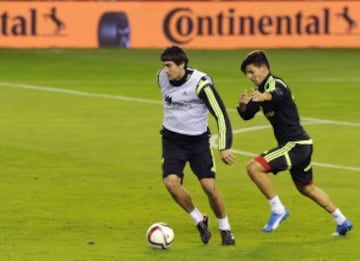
[0,48,359,260]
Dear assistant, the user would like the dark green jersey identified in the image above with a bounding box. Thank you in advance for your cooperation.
[237,74,310,145]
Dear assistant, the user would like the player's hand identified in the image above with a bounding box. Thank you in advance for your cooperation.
[238,89,249,105]
[251,90,271,102]
[220,149,236,165]
[238,90,249,112]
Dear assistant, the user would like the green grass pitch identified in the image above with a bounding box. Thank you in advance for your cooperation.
[0,48,359,260]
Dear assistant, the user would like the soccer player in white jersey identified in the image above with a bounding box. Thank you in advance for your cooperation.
[158,46,236,245]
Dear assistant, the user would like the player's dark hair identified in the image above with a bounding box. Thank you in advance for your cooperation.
[240,50,270,73]
[161,46,189,68]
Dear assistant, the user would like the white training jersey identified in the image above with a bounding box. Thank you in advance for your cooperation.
[158,68,209,135]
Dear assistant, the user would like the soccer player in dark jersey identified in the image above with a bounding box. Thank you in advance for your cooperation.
[237,50,352,236]
[158,46,236,245]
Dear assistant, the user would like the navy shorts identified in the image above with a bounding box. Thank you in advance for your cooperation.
[256,141,314,186]
[162,136,216,180]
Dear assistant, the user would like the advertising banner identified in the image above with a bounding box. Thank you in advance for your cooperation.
[0,1,359,48]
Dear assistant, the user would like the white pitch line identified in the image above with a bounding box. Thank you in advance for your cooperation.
[230,147,360,172]
[1,81,358,127]
[0,82,162,105]
[212,131,360,173]
[301,117,360,127]
[231,120,327,135]
[227,108,360,127]
[1,81,359,172]
[232,125,272,134]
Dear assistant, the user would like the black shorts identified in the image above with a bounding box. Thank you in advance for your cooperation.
[162,136,216,180]
[256,140,314,186]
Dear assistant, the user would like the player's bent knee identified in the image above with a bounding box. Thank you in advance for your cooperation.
[163,175,181,190]
[246,160,257,176]
[200,179,217,196]
[296,183,314,196]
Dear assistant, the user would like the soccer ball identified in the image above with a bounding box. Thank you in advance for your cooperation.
[146,222,175,249]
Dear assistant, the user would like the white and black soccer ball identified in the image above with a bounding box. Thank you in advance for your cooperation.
[146,222,175,249]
